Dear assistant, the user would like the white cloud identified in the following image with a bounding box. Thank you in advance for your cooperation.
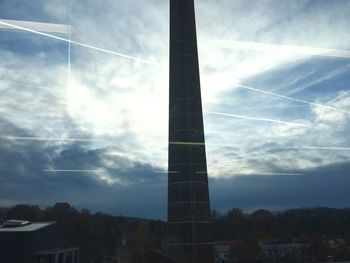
[1,0,350,181]
[312,95,350,126]
[0,19,70,34]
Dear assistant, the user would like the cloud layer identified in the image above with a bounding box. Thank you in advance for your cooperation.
[0,0,349,218]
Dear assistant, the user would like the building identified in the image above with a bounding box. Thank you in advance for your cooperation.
[0,219,79,263]
[214,242,233,263]
[327,239,345,250]
[214,240,246,263]
[168,0,213,262]
[259,239,309,263]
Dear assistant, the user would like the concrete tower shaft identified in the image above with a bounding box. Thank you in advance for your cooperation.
[168,0,213,262]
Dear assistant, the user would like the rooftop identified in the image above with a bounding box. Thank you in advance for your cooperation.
[0,220,55,232]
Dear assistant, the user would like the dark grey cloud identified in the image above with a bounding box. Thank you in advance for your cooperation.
[1,118,350,219]
[210,161,350,212]
[1,0,350,221]
[0,118,166,218]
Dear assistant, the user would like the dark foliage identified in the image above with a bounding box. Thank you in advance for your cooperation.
[1,204,350,262]
[212,207,350,241]
[0,203,166,263]
[212,207,350,262]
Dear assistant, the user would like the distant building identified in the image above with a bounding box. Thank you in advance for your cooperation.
[0,219,79,263]
[328,239,345,250]
[214,242,233,263]
[214,240,245,263]
[259,239,309,263]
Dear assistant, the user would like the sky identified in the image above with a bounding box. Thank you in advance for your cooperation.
[0,0,350,219]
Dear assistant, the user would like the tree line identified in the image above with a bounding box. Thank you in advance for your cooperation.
[1,204,350,262]
[212,207,350,241]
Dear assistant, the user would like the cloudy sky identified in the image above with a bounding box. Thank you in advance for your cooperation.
[0,0,350,219]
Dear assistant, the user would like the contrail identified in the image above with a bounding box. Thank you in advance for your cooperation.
[0,20,163,67]
[290,146,350,151]
[207,40,350,59]
[205,110,309,127]
[244,172,302,176]
[238,84,350,115]
[196,170,302,176]
[154,170,179,174]
[326,90,350,104]
[67,0,72,84]
[2,136,97,142]
[42,169,104,173]
[0,19,70,34]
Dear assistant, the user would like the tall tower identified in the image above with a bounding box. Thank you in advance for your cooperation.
[168,0,213,262]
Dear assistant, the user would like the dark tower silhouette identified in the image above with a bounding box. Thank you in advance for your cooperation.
[168,0,213,262]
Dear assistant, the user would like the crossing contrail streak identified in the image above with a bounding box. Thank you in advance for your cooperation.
[67,0,72,85]
[0,20,163,67]
[2,136,97,142]
[207,40,350,59]
[238,84,350,115]
[205,110,309,127]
